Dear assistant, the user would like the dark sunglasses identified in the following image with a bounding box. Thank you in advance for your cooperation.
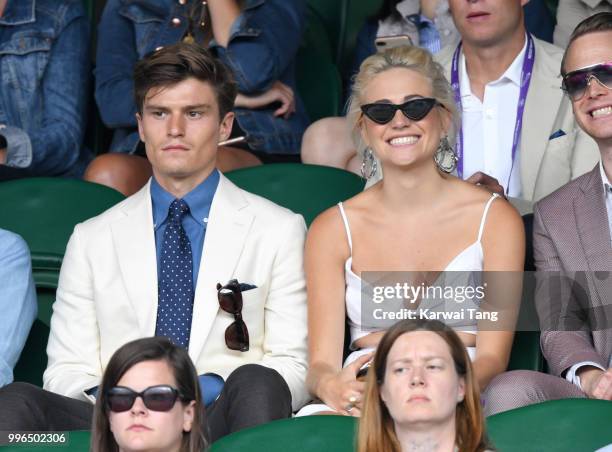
[106,385,184,413]
[562,62,612,101]
[361,98,441,125]
[217,279,249,352]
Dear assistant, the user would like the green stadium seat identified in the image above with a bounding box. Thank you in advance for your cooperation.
[211,415,357,452]
[487,399,612,451]
[306,0,343,60]
[336,0,384,78]
[0,178,125,273]
[225,164,365,226]
[12,319,49,388]
[209,399,612,452]
[297,7,343,121]
[507,331,543,372]
[12,281,57,386]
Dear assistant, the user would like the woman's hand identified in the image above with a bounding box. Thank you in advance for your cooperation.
[317,353,373,416]
[234,81,296,118]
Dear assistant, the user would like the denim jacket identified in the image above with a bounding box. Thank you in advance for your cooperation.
[95,0,309,155]
[0,0,91,177]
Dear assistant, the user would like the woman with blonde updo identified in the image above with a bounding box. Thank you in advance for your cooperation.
[299,46,524,417]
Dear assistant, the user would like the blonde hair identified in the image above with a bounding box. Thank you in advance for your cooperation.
[357,320,490,452]
[347,46,459,157]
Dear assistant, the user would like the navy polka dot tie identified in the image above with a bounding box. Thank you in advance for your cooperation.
[155,199,194,348]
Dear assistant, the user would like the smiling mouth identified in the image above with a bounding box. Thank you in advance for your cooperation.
[591,106,612,118]
[388,136,419,146]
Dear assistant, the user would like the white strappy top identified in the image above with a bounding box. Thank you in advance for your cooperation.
[338,193,500,357]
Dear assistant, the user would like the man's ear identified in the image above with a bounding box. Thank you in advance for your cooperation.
[219,111,235,143]
[136,112,145,143]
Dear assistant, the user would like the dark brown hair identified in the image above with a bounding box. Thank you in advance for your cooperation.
[561,12,612,75]
[91,337,207,452]
[357,319,491,452]
[133,42,237,118]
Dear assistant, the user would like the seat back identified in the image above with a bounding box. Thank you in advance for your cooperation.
[487,399,612,451]
[211,416,357,452]
[336,0,384,79]
[0,178,125,273]
[506,213,543,372]
[225,164,365,226]
[296,6,343,121]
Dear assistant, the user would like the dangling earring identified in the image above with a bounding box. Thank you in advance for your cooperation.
[434,136,458,173]
[361,147,378,180]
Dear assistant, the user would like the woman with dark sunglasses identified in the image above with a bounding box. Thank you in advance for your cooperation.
[91,337,207,452]
[299,46,524,417]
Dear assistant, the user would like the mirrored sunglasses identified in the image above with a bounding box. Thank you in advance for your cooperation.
[562,62,612,101]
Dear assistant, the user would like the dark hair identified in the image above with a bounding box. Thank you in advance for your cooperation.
[358,319,490,452]
[373,0,402,23]
[133,42,237,118]
[91,337,207,452]
[561,12,612,75]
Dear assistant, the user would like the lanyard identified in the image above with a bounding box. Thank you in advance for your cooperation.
[450,34,535,194]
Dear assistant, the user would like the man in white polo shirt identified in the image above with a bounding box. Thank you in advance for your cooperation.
[436,0,599,212]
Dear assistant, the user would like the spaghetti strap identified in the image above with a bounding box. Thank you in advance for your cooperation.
[337,202,353,253]
[477,193,500,242]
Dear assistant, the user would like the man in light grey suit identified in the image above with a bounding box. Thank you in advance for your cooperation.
[0,43,308,440]
[484,13,612,415]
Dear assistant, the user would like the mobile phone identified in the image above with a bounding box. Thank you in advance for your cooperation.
[375,35,413,51]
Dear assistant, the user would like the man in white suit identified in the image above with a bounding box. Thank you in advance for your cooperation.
[0,43,308,440]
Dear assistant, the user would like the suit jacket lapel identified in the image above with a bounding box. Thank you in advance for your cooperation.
[574,167,612,330]
[575,167,611,271]
[520,39,563,200]
[110,181,159,334]
[574,168,612,361]
[188,175,254,362]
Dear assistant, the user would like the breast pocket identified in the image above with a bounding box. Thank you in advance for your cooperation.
[0,32,52,116]
[546,132,575,167]
[119,3,165,57]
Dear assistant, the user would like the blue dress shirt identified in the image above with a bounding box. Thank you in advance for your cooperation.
[407,14,441,54]
[151,170,220,287]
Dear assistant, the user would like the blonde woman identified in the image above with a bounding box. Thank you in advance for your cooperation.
[300,46,524,417]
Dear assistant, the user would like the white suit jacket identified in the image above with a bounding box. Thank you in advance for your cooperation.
[43,175,309,410]
[367,37,599,213]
